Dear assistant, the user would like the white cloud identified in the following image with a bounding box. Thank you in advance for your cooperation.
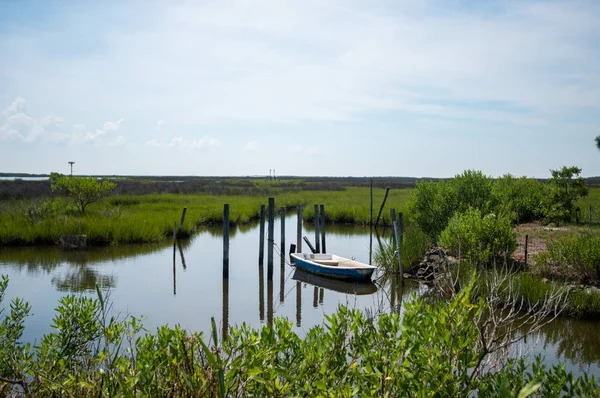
[244,141,259,151]
[146,135,221,150]
[157,120,164,128]
[103,118,124,131]
[0,98,63,142]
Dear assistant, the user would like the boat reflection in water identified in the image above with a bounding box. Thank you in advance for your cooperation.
[292,268,378,296]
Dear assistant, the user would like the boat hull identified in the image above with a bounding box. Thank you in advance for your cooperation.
[290,253,375,282]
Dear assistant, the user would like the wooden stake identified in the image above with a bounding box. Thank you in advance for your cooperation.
[280,206,286,259]
[267,198,275,279]
[259,205,265,264]
[297,205,303,253]
[314,204,320,253]
[374,187,390,228]
[370,178,373,226]
[303,236,317,254]
[390,208,403,281]
[320,204,326,254]
[223,204,230,278]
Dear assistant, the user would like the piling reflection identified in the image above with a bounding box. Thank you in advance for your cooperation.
[267,279,274,327]
[279,265,285,303]
[222,277,229,341]
[296,281,301,327]
[258,262,265,321]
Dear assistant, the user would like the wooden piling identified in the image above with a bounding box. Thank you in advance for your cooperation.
[290,244,296,263]
[319,288,324,304]
[267,198,275,279]
[303,236,317,254]
[223,204,230,278]
[320,204,326,254]
[178,207,187,233]
[370,178,373,226]
[374,187,390,228]
[314,204,320,253]
[267,279,274,328]
[297,206,303,253]
[390,208,403,281]
[313,286,318,308]
[280,263,285,303]
[259,205,265,264]
[524,234,529,265]
[280,206,286,259]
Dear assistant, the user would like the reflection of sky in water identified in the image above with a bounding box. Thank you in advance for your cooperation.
[1,215,599,377]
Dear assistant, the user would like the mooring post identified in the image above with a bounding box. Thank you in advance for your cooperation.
[374,187,390,228]
[259,204,265,264]
[314,204,320,253]
[267,279,274,328]
[313,286,318,308]
[280,206,286,259]
[370,178,373,226]
[390,208,403,281]
[524,234,529,265]
[223,204,230,278]
[289,244,296,263]
[178,207,187,234]
[297,205,303,253]
[280,261,285,303]
[267,198,275,279]
[320,204,326,254]
[303,236,317,254]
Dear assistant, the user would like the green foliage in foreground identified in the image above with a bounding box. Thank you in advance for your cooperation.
[1,276,598,397]
[439,208,517,266]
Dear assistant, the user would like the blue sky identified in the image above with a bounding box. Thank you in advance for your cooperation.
[0,0,599,177]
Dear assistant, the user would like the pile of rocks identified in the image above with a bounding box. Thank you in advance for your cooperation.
[406,246,449,281]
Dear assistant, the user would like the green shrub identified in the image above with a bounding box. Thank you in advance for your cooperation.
[493,174,546,223]
[534,234,600,282]
[439,208,516,266]
[410,170,496,240]
[373,224,431,272]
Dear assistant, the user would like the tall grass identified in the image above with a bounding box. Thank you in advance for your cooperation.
[534,234,600,283]
[372,224,431,272]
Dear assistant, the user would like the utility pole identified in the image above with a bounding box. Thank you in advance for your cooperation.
[68,161,75,176]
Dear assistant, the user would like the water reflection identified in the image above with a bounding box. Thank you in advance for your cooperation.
[292,268,378,296]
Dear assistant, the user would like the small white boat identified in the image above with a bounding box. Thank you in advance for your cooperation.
[290,253,376,282]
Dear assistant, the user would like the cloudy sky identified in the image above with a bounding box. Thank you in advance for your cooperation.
[0,0,599,177]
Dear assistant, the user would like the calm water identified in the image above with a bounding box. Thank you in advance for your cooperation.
[0,215,599,377]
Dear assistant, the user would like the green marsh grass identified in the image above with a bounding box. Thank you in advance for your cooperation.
[372,224,431,272]
[0,187,413,246]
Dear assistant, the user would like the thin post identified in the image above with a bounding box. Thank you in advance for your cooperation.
[370,178,373,226]
[173,246,176,296]
[303,236,317,254]
[259,205,265,264]
[524,234,529,265]
[223,204,230,278]
[289,244,296,263]
[280,262,285,303]
[297,206,303,253]
[320,204,326,254]
[314,204,320,253]
[280,206,286,259]
[374,187,390,227]
[267,198,275,279]
[313,286,318,308]
[390,208,403,281]
[178,207,187,233]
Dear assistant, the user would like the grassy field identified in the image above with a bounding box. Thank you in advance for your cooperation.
[0,182,413,245]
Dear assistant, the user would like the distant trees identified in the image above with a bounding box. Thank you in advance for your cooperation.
[50,174,116,214]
